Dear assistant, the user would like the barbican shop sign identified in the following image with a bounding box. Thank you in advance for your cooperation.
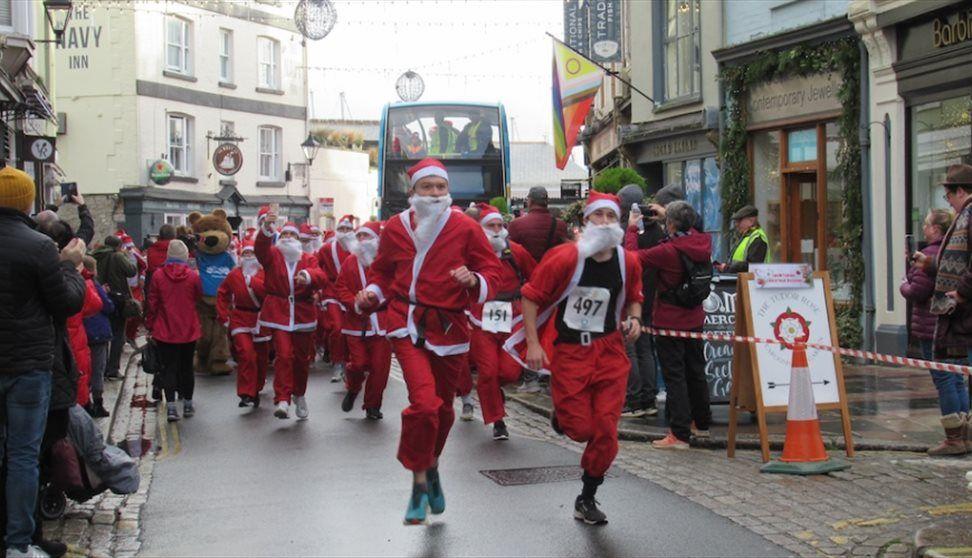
[149,159,174,185]
[899,7,972,61]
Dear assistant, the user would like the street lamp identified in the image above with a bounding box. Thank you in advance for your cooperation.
[301,133,321,165]
[43,0,73,45]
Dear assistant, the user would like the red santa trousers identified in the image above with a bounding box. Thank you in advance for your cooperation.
[344,335,392,410]
[233,333,270,398]
[315,306,329,351]
[392,337,465,471]
[325,304,348,365]
[471,329,521,424]
[550,331,629,478]
[271,330,314,404]
[455,354,473,397]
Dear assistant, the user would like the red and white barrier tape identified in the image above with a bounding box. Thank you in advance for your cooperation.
[645,327,972,376]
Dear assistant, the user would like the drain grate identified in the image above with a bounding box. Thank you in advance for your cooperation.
[480,465,612,486]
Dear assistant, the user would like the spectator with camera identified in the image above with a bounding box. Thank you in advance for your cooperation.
[626,200,713,450]
[91,235,137,381]
[0,166,86,558]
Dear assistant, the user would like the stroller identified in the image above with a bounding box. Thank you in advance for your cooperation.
[38,405,140,520]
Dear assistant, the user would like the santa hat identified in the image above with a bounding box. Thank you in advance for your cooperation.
[309,224,321,235]
[120,234,135,248]
[298,223,315,240]
[280,222,299,236]
[407,157,449,187]
[477,203,503,226]
[357,220,382,240]
[240,238,255,254]
[337,214,356,229]
[583,191,621,219]
[257,205,270,224]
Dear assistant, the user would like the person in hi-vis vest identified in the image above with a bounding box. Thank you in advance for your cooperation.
[716,205,770,273]
[429,113,459,156]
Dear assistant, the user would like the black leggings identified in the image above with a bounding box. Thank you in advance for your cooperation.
[157,341,197,401]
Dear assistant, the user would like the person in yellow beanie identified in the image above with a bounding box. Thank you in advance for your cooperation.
[0,165,36,214]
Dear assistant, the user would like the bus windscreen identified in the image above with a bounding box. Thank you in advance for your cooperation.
[385,105,501,160]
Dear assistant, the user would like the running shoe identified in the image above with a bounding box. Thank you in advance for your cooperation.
[294,396,309,420]
[274,401,289,419]
[342,391,358,413]
[365,407,383,420]
[651,432,689,450]
[166,402,179,422]
[620,406,646,418]
[182,400,194,418]
[404,486,430,525]
[574,495,607,525]
[330,363,345,383]
[492,420,509,441]
[427,468,446,514]
[460,403,474,421]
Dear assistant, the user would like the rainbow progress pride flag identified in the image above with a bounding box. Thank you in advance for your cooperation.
[551,37,604,169]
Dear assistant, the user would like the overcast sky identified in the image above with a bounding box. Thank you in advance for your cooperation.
[307,0,562,143]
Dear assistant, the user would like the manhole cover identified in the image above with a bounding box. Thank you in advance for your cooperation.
[480,465,611,486]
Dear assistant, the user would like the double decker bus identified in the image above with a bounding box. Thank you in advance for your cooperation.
[377,102,510,220]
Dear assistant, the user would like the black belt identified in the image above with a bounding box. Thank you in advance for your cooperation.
[397,297,463,348]
[493,290,521,302]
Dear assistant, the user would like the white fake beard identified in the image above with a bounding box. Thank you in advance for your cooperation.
[301,240,314,254]
[241,256,260,276]
[576,222,624,260]
[336,231,357,253]
[277,238,303,264]
[353,237,379,267]
[486,227,508,253]
[410,194,452,243]
[310,239,323,253]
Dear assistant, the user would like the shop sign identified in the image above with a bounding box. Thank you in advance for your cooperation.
[21,135,56,163]
[149,159,174,185]
[899,7,972,61]
[563,1,590,57]
[746,72,842,127]
[589,0,622,63]
[633,132,713,164]
[589,124,619,163]
[212,143,243,176]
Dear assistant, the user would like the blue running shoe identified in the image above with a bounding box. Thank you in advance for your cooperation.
[427,468,445,515]
[404,487,430,525]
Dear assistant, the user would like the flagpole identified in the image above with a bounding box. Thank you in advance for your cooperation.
[545,32,655,104]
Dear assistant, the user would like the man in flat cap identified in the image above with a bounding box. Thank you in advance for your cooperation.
[717,205,769,273]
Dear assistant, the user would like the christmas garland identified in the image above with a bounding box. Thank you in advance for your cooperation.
[718,37,863,348]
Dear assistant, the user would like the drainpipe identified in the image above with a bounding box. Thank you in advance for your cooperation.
[858,41,876,352]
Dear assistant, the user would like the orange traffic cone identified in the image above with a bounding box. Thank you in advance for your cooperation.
[761,344,849,475]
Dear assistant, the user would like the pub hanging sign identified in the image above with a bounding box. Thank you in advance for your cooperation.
[212,143,243,176]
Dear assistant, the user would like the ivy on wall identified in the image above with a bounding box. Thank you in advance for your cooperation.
[719,37,863,348]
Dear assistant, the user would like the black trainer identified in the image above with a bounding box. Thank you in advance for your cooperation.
[36,537,67,558]
[551,411,564,435]
[341,391,359,412]
[252,394,261,408]
[492,420,509,441]
[366,407,383,420]
[239,396,250,408]
[574,495,607,525]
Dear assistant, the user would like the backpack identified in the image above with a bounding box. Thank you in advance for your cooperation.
[659,249,712,308]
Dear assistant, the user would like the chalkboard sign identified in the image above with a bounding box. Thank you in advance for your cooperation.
[702,276,737,403]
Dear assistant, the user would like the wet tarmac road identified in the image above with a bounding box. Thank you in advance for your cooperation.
[140,365,784,557]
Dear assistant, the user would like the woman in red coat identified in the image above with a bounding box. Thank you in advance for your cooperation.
[145,240,202,422]
[67,269,103,406]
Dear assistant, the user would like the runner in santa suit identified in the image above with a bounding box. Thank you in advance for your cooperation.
[317,215,356,382]
[217,239,271,408]
[355,158,503,525]
[504,191,643,525]
[255,217,328,420]
[334,220,391,420]
[467,203,536,441]
[309,224,324,254]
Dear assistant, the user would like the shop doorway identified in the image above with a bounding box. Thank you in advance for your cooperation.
[784,172,819,265]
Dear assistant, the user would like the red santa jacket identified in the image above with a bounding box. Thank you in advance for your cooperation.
[468,240,537,327]
[363,208,503,356]
[316,239,349,309]
[216,267,266,336]
[68,276,103,405]
[334,254,386,337]
[255,230,328,332]
[503,243,643,373]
